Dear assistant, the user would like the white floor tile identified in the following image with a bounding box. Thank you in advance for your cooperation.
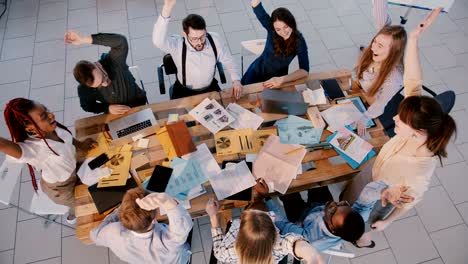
[64,97,95,126]
[298,21,321,42]
[215,0,245,13]
[318,27,355,50]
[126,0,157,19]
[456,202,468,225]
[430,13,461,34]
[350,32,375,49]
[416,186,463,232]
[350,249,397,264]
[456,143,468,161]
[450,110,468,144]
[448,0,468,20]
[430,224,468,264]
[31,60,65,89]
[7,0,39,20]
[62,236,109,264]
[131,36,165,61]
[68,7,98,28]
[429,173,441,188]
[33,257,61,264]
[330,47,360,69]
[436,161,468,204]
[109,249,127,264]
[1,36,34,61]
[300,0,330,10]
[225,29,257,55]
[438,66,468,95]
[33,39,66,64]
[5,17,36,39]
[97,0,126,13]
[184,0,215,10]
[330,0,362,16]
[38,1,67,22]
[68,0,96,10]
[189,7,220,27]
[0,208,18,251]
[279,3,309,23]
[29,85,65,111]
[440,32,468,55]
[17,181,37,221]
[0,250,14,264]
[129,16,157,40]
[420,55,443,86]
[422,45,458,70]
[191,219,203,253]
[0,81,30,108]
[0,57,33,85]
[199,223,213,262]
[65,75,79,98]
[191,251,207,264]
[344,229,389,257]
[308,39,333,66]
[339,14,374,35]
[219,11,252,33]
[98,10,128,32]
[14,218,61,264]
[384,216,439,264]
[421,259,445,264]
[308,8,342,29]
[440,141,465,166]
[65,46,99,73]
[36,19,67,42]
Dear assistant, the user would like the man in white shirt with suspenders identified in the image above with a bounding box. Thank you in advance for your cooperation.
[153,0,243,100]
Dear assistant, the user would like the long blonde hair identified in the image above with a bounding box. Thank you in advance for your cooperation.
[355,25,407,97]
[235,210,277,264]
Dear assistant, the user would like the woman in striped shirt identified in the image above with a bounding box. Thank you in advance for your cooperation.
[353,0,406,136]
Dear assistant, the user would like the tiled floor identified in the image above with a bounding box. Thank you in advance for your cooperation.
[0,0,468,263]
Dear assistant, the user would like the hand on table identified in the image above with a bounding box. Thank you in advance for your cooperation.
[263,76,285,89]
[108,104,130,115]
[356,120,367,137]
[232,80,243,100]
[205,198,220,217]
[381,185,415,208]
[76,138,98,152]
[136,192,178,211]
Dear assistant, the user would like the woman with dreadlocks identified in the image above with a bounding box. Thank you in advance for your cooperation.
[0,98,96,224]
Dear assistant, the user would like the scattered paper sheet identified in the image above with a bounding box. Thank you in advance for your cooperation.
[226,103,264,130]
[209,161,256,200]
[137,138,149,148]
[302,88,327,105]
[189,98,235,134]
[165,158,208,198]
[275,115,323,145]
[182,143,222,179]
[329,127,373,164]
[215,128,278,155]
[253,135,306,194]
[77,157,113,186]
[320,103,362,132]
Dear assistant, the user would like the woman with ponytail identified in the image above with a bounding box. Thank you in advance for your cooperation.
[342,8,456,248]
[0,98,96,224]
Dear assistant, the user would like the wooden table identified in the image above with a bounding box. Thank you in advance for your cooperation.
[73,69,389,244]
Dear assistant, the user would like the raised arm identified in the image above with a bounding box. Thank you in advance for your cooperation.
[251,1,272,31]
[152,0,179,54]
[404,8,442,97]
[372,0,392,30]
[0,137,22,159]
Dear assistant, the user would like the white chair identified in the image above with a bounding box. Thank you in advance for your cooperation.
[240,39,266,76]
[322,243,355,264]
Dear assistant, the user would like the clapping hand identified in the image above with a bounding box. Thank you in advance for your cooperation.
[381,185,415,208]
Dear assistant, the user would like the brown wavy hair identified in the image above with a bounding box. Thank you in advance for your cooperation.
[398,96,457,161]
[119,187,156,233]
[271,7,299,57]
[235,210,276,264]
[355,25,407,97]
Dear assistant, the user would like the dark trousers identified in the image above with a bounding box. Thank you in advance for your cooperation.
[279,186,334,223]
[170,79,221,100]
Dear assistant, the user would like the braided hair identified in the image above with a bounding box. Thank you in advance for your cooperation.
[3,98,71,191]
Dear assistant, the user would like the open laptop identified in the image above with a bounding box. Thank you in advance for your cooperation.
[108,108,159,145]
[261,89,308,115]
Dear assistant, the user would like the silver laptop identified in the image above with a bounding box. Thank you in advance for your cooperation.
[108,108,158,141]
[261,89,308,115]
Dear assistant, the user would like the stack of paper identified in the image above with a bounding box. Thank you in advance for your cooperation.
[226,103,264,130]
[302,88,327,105]
[253,135,306,194]
[275,115,323,145]
[165,158,208,199]
[189,98,235,134]
[320,103,362,132]
[209,161,256,200]
[182,143,222,179]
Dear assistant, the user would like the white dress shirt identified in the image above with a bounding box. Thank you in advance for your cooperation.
[16,127,76,184]
[153,15,240,90]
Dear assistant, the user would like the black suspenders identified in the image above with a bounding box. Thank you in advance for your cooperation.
[181,33,218,87]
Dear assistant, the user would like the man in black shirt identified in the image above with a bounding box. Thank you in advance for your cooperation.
[65,31,147,115]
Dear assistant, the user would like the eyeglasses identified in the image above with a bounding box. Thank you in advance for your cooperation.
[187,32,206,43]
[94,63,111,87]
[324,201,350,233]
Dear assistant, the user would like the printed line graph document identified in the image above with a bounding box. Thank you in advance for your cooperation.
[209,161,256,200]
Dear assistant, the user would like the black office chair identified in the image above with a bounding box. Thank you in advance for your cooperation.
[157,54,227,97]
[379,85,456,137]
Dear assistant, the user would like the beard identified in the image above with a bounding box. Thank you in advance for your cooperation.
[192,42,205,51]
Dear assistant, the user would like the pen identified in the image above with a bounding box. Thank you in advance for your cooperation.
[284,147,304,155]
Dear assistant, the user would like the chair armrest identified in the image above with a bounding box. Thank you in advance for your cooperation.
[157,64,166,95]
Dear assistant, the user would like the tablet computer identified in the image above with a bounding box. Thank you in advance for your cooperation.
[221,160,253,202]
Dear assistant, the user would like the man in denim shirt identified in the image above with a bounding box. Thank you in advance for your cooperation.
[262,180,413,251]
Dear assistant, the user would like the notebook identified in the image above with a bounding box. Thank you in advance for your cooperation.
[88,176,138,214]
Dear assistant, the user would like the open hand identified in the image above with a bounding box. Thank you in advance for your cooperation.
[136,192,177,211]
[356,120,367,137]
[263,76,285,89]
[381,186,415,208]
[205,198,220,217]
[108,104,131,115]
[232,80,243,100]
[410,7,443,39]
